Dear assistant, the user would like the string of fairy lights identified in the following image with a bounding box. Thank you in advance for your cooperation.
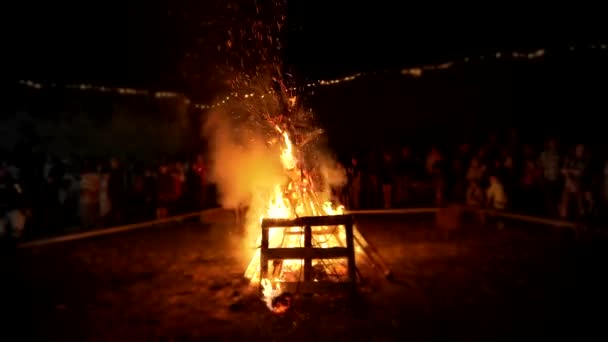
[17,44,607,110]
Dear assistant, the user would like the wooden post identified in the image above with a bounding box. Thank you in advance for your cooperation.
[304,225,312,282]
[345,222,357,290]
[260,227,269,284]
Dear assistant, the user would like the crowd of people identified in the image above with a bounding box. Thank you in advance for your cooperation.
[336,132,608,225]
[1,130,607,241]
[0,154,214,240]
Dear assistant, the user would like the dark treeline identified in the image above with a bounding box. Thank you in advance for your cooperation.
[11,48,608,161]
[307,49,608,153]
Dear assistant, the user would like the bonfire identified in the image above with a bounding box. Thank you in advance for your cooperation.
[241,117,350,308]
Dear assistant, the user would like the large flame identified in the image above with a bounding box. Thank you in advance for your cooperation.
[275,125,297,171]
[243,123,347,313]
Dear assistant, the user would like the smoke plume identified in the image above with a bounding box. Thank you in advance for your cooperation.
[203,108,285,211]
[202,77,347,265]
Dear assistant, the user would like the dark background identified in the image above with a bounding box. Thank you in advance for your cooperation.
[14,1,607,89]
[12,1,608,156]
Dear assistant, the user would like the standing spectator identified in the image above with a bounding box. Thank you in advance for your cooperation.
[451,144,472,202]
[379,151,395,209]
[63,160,80,227]
[428,147,447,206]
[107,158,125,225]
[538,138,561,216]
[466,181,484,207]
[99,163,111,224]
[79,161,100,229]
[364,152,380,209]
[171,162,186,215]
[38,162,63,234]
[425,146,443,176]
[488,157,506,184]
[475,146,492,180]
[486,175,508,210]
[131,164,147,221]
[184,161,202,212]
[486,174,508,229]
[560,144,588,220]
[143,167,157,219]
[57,159,71,210]
[501,148,515,174]
[0,164,26,240]
[346,156,362,210]
[156,163,174,219]
[500,147,516,205]
[42,154,54,183]
[333,160,348,206]
[396,146,415,206]
[466,157,485,184]
[580,148,596,219]
[520,157,543,214]
[192,155,207,209]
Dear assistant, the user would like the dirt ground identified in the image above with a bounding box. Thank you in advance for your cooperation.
[2,214,607,341]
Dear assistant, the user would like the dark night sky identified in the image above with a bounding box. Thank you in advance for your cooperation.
[14,1,607,89]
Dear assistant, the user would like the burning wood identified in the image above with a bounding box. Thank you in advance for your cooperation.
[242,117,389,314]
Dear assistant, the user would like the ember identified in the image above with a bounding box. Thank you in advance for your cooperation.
[270,292,294,314]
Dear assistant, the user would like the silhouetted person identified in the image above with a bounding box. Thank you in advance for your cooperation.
[539,138,561,216]
[107,158,125,225]
[79,161,100,229]
[379,151,395,209]
[131,164,147,220]
[143,168,157,219]
[156,164,174,219]
[396,147,416,206]
[346,156,362,210]
[560,144,588,219]
[40,173,61,234]
[0,165,26,240]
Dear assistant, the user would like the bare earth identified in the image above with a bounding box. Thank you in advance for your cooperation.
[2,214,607,341]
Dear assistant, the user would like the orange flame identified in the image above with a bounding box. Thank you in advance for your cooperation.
[244,125,347,313]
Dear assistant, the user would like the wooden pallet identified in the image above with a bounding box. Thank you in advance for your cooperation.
[260,214,357,294]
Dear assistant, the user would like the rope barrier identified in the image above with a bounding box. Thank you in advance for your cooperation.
[346,206,579,229]
[345,206,601,237]
[452,205,579,229]
[18,210,211,249]
[17,205,586,249]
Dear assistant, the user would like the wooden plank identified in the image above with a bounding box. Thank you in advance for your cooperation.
[262,215,353,229]
[260,226,269,280]
[345,223,357,288]
[264,247,349,260]
[279,281,354,294]
[345,208,438,215]
[283,228,340,235]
